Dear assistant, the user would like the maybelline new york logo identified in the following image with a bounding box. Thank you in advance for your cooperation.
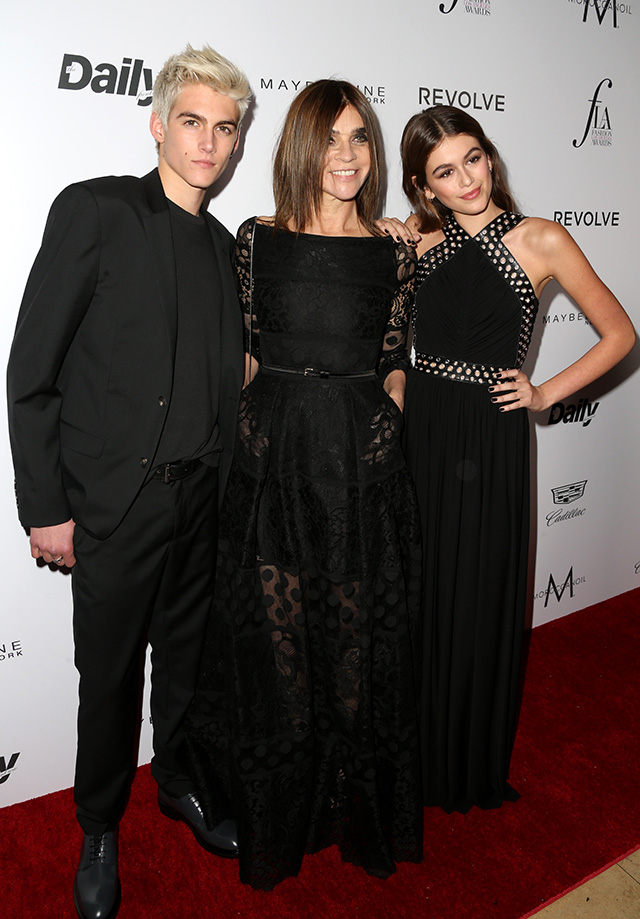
[534,567,585,607]
[569,0,632,27]
[258,78,386,104]
[439,0,491,14]
[0,640,23,662]
[547,398,599,427]
[547,481,588,526]
[0,753,20,785]
[573,78,613,148]
[58,54,153,106]
[543,311,591,327]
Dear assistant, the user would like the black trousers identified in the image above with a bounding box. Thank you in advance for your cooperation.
[71,461,218,835]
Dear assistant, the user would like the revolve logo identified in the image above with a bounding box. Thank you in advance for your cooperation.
[58,54,153,107]
[418,86,505,111]
[553,210,619,228]
[547,399,600,427]
[573,78,613,148]
[0,753,20,785]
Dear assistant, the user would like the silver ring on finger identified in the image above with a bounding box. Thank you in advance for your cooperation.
[53,555,64,565]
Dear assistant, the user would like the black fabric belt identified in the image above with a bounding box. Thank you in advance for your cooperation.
[152,459,200,483]
[262,363,377,381]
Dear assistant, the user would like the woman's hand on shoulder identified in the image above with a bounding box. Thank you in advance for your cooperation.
[376,215,421,245]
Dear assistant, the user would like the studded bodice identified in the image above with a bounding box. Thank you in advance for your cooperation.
[413,212,538,384]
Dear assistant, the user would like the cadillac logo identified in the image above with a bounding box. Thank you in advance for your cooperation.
[551,481,587,505]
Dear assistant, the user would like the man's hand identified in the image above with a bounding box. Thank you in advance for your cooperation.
[30,519,76,568]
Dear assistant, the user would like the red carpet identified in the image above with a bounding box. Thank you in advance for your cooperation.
[3,588,639,918]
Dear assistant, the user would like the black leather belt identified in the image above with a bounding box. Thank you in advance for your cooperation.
[262,363,376,381]
[152,459,199,483]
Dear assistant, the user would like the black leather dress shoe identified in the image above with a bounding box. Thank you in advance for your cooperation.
[73,830,121,919]
[158,788,238,858]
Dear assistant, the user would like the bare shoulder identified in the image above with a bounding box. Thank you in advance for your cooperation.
[509,216,575,257]
[415,226,446,259]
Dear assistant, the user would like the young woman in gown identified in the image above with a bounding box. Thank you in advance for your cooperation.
[400,105,635,814]
[186,80,423,889]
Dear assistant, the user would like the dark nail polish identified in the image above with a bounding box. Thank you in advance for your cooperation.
[488,386,495,392]
[491,397,497,403]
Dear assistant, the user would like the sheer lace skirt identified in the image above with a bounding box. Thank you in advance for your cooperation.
[186,373,423,889]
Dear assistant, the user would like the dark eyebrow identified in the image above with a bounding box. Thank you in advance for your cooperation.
[330,125,367,135]
[432,146,482,174]
[175,110,238,128]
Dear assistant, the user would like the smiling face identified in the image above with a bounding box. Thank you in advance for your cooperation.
[424,133,494,219]
[321,105,371,206]
[149,82,240,212]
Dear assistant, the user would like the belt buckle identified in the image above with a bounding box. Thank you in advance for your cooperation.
[163,463,172,483]
[304,367,328,378]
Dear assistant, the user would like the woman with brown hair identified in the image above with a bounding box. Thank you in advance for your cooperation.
[400,105,634,814]
[186,80,423,889]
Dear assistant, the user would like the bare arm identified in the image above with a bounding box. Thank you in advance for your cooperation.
[491,220,635,412]
[384,368,406,412]
[244,353,260,387]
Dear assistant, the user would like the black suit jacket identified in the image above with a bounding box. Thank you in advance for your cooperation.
[7,169,243,539]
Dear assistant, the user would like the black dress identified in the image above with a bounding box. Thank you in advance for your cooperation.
[403,212,538,813]
[186,219,423,889]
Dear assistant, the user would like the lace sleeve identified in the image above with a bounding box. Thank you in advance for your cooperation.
[378,240,416,381]
[234,217,261,363]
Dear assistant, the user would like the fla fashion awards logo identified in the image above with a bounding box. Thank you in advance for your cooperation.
[58,54,154,106]
[439,0,491,14]
[573,78,613,147]
[0,753,21,785]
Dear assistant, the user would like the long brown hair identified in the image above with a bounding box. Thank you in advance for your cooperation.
[273,80,384,234]
[401,106,515,232]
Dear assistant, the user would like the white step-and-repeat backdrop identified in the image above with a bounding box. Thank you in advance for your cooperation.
[2,0,638,805]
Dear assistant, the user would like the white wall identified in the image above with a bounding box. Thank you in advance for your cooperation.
[1,0,638,805]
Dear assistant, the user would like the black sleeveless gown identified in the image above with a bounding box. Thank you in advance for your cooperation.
[186,220,423,889]
[403,212,539,813]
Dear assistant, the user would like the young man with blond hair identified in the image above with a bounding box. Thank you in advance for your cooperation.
[7,44,251,919]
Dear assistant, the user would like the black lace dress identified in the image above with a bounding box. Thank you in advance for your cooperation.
[186,219,423,889]
[403,212,539,813]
